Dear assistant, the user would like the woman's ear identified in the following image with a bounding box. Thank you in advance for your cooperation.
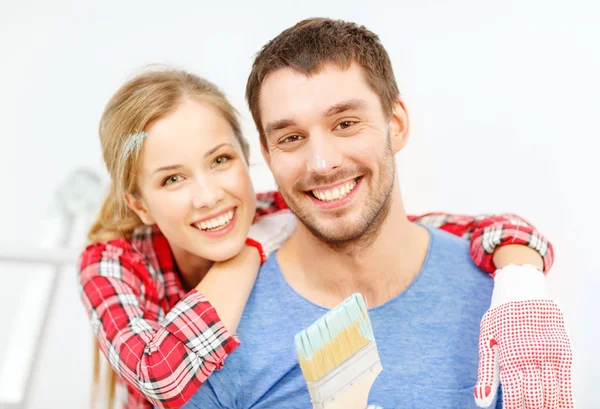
[124,193,155,225]
[389,99,410,154]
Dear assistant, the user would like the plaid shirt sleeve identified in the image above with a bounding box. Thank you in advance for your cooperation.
[408,213,554,274]
[253,191,554,274]
[254,191,289,221]
[78,242,240,409]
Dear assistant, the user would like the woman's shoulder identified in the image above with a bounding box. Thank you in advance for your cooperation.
[77,226,173,321]
[77,226,173,304]
[79,225,159,273]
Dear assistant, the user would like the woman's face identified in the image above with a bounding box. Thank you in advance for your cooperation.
[128,98,255,263]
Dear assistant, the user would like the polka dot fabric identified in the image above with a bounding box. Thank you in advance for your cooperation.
[474,300,573,408]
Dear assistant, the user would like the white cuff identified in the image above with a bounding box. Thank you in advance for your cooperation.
[490,264,550,309]
[248,211,296,256]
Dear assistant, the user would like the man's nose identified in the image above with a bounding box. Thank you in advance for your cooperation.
[306,134,343,175]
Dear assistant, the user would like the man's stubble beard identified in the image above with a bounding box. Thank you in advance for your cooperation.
[277,138,396,253]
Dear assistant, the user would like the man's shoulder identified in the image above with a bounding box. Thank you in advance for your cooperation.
[259,252,281,273]
[254,253,285,296]
[427,223,470,246]
[425,224,472,264]
[420,225,493,292]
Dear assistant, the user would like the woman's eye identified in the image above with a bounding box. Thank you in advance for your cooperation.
[281,135,304,144]
[163,175,184,186]
[336,121,356,130]
[213,155,231,167]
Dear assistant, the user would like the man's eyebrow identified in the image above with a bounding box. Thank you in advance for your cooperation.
[264,119,298,137]
[323,99,366,117]
[263,99,366,138]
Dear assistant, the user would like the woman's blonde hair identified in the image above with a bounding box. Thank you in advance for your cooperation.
[89,68,249,408]
[88,68,249,243]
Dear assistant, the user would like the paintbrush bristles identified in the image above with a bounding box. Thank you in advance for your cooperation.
[297,321,371,382]
[295,293,374,382]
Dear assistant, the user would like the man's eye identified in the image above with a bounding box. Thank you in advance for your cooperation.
[163,175,184,186]
[336,121,356,130]
[281,135,305,144]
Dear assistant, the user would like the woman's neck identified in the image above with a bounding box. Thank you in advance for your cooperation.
[170,246,215,291]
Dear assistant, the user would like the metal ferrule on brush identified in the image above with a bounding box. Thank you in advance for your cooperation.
[306,341,382,409]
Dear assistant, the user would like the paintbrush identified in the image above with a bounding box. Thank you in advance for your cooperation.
[294,293,382,409]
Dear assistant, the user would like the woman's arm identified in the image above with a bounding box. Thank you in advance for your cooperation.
[408,213,553,274]
[80,209,294,409]
[195,244,261,334]
[79,242,250,409]
[492,244,543,271]
[254,191,554,273]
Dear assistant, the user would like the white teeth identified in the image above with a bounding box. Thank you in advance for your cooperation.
[196,209,235,231]
[312,180,357,202]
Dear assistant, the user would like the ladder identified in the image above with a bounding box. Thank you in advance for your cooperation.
[0,169,103,409]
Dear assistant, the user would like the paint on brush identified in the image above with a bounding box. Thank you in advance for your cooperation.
[294,293,375,382]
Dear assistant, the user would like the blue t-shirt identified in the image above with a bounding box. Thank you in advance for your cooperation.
[183,226,501,409]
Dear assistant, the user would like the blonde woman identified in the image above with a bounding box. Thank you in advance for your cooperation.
[78,69,553,409]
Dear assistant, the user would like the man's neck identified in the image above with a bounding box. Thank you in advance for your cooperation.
[276,191,430,308]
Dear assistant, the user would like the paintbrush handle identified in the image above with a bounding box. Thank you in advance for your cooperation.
[321,365,382,409]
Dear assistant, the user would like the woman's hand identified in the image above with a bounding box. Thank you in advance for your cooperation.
[195,244,261,334]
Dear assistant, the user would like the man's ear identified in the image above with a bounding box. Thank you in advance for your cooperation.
[124,193,155,225]
[389,99,410,154]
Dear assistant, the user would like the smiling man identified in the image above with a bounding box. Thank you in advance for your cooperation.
[184,18,572,409]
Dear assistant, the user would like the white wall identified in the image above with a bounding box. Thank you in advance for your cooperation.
[0,0,597,407]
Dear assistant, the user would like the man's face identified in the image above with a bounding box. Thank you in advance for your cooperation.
[259,63,406,246]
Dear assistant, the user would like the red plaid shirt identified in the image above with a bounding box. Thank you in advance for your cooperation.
[78,192,554,409]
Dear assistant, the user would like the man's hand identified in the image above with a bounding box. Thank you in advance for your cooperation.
[473,265,573,408]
